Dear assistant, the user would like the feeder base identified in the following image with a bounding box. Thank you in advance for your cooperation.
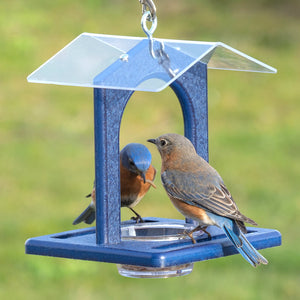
[25,217,281,276]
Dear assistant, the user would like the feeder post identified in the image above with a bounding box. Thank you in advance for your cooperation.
[93,88,133,245]
[171,62,208,225]
[171,62,209,161]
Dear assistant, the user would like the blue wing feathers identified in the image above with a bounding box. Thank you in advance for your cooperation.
[72,205,95,225]
[223,224,268,267]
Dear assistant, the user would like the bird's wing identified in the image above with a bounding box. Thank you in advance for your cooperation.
[162,170,256,225]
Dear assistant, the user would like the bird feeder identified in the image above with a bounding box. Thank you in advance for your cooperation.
[25,4,281,278]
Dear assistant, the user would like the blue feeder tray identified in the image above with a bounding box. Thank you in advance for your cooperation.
[26,33,281,277]
[26,217,281,266]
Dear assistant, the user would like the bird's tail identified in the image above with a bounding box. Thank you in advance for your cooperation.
[223,224,268,267]
[72,204,95,225]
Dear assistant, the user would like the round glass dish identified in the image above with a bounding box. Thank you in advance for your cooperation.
[117,221,203,278]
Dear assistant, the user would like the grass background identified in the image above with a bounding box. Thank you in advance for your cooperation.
[1,0,299,299]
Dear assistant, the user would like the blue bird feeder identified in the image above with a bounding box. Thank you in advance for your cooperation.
[25,10,281,277]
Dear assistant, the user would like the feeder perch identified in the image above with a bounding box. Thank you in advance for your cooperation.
[25,32,281,278]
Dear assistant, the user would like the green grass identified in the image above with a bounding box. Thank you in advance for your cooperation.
[1,0,300,299]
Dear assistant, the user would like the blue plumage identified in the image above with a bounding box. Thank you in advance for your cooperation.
[207,212,268,266]
[120,143,152,175]
[73,143,156,225]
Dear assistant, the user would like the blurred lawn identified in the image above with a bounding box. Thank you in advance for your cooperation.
[1,0,300,299]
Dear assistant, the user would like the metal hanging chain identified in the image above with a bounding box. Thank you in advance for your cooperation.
[139,0,157,58]
[141,10,157,39]
[155,43,177,78]
[139,0,175,77]
[139,0,156,21]
[141,10,157,58]
[140,0,157,40]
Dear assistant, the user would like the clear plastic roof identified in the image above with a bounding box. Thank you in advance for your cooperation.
[27,33,276,92]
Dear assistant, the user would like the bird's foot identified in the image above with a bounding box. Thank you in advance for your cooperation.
[182,230,197,244]
[129,208,144,223]
[201,227,212,240]
[181,225,212,243]
[131,216,144,223]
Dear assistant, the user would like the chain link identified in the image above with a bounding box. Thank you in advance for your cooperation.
[139,0,156,21]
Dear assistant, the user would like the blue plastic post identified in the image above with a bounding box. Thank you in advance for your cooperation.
[170,62,208,161]
[94,88,133,244]
[171,62,208,225]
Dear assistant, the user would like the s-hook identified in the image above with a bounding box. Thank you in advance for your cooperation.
[139,0,175,77]
[140,0,157,58]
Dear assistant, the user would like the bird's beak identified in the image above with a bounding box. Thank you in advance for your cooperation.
[147,138,156,145]
[140,171,146,183]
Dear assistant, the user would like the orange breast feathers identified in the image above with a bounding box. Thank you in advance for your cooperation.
[120,163,156,207]
[169,196,214,225]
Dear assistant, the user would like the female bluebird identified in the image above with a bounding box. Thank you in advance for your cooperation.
[148,133,268,267]
[73,143,156,225]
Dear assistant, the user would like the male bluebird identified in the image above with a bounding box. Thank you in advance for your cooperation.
[73,143,156,225]
[148,133,268,267]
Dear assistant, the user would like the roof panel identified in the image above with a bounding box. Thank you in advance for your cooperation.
[27,33,276,92]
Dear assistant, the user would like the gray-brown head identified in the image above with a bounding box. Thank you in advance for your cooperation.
[147,133,197,167]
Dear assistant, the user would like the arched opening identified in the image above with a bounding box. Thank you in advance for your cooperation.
[92,62,209,244]
[119,87,184,221]
[117,62,209,225]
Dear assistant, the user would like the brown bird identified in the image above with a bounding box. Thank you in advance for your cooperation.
[148,133,268,267]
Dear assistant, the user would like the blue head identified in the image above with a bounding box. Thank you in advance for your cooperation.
[120,143,152,182]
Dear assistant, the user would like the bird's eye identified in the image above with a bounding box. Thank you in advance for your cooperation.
[129,159,135,166]
[160,139,167,147]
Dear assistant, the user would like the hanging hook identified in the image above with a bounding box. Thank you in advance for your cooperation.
[141,10,157,39]
[141,10,157,58]
[140,0,168,63]
[139,0,156,21]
